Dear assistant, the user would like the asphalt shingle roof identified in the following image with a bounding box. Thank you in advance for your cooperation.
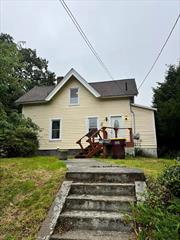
[16,79,138,104]
[15,85,56,104]
[89,79,137,97]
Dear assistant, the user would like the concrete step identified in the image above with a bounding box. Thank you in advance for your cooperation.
[70,182,135,196]
[65,194,135,212]
[66,170,145,183]
[51,230,135,240]
[56,210,132,232]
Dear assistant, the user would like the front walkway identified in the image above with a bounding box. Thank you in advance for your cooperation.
[66,158,144,174]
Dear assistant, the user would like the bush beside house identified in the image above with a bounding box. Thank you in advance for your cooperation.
[131,165,180,240]
[0,112,39,157]
[0,33,56,157]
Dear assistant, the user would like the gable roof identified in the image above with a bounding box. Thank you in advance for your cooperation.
[15,85,56,104]
[16,68,138,105]
[89,79,137,98]
[45,68,100,101]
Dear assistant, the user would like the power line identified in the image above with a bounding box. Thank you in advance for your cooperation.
[58,0,114,80]
[138,14,180,90]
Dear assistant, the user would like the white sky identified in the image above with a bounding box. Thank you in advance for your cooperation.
[0,0,179,106]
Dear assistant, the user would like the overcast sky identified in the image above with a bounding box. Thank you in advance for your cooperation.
[0,0,179,106]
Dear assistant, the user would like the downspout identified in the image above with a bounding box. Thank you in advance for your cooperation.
[130,101,136,134]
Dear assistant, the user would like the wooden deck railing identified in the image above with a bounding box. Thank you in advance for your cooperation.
[76,127,134,155]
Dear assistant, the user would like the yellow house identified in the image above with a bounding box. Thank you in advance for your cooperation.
[16,68,157,157]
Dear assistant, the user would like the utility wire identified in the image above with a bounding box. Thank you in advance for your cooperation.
[58,0,114,80]
[138,14,180,90]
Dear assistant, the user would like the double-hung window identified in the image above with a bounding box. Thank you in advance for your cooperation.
[70,88,79,105]
[88,117,98,135]
[51,119,61,140]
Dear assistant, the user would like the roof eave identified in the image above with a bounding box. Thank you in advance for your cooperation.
[100,94,137,99]
[131,103,157,111]
[15,100,48,105]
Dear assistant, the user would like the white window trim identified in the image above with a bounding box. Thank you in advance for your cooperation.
[69,87,80,106]
[86,116,100,134]
[49,118,62,141]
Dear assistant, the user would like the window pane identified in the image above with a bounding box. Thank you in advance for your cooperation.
[51,120,60,139]
[52,130,60,139]
[52,120,60,130]
[70,97,78,104]
[70,88,78,98]
[70,88,78,104]
[114,120,119,128]
[89,117,97,129]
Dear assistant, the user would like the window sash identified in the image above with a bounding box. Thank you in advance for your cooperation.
[51,120,60,139]
[88,117,98,132]
[70,88,79,105]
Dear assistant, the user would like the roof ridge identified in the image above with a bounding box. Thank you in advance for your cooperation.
[89,79,135,84]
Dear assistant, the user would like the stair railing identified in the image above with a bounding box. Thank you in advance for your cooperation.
[76,127,134,152]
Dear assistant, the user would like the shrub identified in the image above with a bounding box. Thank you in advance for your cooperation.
[132,203,180,240]
[158,165,180,197]
[130,165,180,239]
[0,113,39,157]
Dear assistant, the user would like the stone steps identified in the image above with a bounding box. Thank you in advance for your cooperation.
[65,194,135,212]
[51,230,135,240]
[70,182,135,196]
[56,210,132,232]
[38,159,145,240]
[66,171,145,183]
[47,160,146,240]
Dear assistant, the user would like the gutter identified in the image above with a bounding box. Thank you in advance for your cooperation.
[15,100,47,106]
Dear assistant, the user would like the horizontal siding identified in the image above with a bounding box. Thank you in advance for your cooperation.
[132,105,157,148]
[23,77,132,150]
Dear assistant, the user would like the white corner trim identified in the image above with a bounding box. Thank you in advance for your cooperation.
[49,118,62,141]
[45,68,100,101]
[131,103,157,111]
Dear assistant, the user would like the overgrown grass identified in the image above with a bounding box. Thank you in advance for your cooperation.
[98,157,179,178]
[0,156,66,240]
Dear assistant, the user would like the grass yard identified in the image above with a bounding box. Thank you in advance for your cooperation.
[0,156,66,240]
[98,157,179,178]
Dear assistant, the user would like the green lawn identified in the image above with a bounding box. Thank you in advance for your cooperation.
[0,156,66,240]
[98,157,179,178]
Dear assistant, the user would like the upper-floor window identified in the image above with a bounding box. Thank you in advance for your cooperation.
[51,119,61,140]
[70,88,79,105]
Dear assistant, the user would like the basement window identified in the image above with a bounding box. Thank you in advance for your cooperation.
[51,119,61,140]
[70,88,79,105]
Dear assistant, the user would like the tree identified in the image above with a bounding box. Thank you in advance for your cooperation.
[153,64,180,156]
[0,33,56,156]
[0,33,56,111]
[0,33,24,112]
[19,48,56,91]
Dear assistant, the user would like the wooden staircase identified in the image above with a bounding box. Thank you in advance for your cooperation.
[75,127,134,158]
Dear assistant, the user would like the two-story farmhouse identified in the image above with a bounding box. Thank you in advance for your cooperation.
[16,68,157,157]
